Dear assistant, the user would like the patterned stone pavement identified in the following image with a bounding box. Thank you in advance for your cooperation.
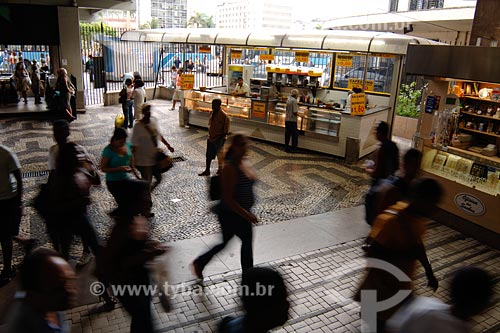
[65,222,500,333]
[1,100,499,332]
[0,99,369,264]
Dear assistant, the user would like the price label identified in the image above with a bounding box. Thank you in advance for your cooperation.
[348,78,374,91]
[371,53,395,59]
[295,51,309,62]
[199,46,211,53]
[180,74,194,90]
[350,93,366,116]
[336,55,352,67]
[231,49,242,59]
[260,54,275,61]
[252,101,266,118]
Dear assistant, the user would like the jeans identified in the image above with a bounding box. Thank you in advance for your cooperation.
[195,208,253,271]
[285,121,298,149]
[122,100,134,128]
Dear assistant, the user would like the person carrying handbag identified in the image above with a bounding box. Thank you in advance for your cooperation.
[131,104,174,191]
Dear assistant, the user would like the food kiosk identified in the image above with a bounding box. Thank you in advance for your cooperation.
[121,29,440,159]
[406,45,500,234]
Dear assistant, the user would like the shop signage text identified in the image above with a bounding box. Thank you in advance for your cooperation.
[260,54,275,61]
[336,55,353,67]
[180,74,195,90]
[454,193,486,216]
[348,78,374,92]
[231,50,243,59]
[295,51,309,62]
[199,46,211,53]
[252,101,266,118]
[350,93,366,116]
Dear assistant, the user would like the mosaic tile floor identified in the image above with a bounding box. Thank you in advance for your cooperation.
[0,99,369,263]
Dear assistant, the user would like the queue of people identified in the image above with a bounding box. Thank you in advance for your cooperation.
[0,105,495,333]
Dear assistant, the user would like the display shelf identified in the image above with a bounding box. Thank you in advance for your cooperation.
[458,126,500,138]
[422,145,500,196]
[461,111,500,121]
[464,95,500,105]
[447,146,500,168]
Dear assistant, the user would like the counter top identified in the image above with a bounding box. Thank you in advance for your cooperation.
[341,105,390,116]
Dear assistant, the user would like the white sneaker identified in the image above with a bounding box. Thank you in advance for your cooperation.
[76,252,93,267]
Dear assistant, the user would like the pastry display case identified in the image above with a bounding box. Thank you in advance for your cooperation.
[303,107,341,137]
[268,102,307,129]
[184,91,251,119]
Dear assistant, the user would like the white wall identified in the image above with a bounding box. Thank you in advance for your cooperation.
[58,6,84,110]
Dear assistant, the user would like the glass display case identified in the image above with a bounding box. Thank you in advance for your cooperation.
[421,144,500,196]
[268,102,307,129]
[303,107,341,137]
[184,91,251,119]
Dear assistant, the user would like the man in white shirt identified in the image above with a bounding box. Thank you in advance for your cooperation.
[284,89,299,152]
[233,77,250,97]
[386,266,493,333]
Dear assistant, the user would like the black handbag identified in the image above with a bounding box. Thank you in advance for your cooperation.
[156,151,173,173]
[209,175,221,201]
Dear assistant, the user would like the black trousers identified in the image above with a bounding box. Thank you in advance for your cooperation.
[118,272,153,333]
[195,208,253,271]
[285,121,298,149]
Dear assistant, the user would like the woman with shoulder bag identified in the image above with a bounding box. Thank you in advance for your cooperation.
[192,134,258,281]
[120,78,134,128]
[55,68,76,121]
[131,104,174,192]
[101,128,152,218]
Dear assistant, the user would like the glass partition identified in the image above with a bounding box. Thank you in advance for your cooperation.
[333,53,395,94]
[228,47,332,87]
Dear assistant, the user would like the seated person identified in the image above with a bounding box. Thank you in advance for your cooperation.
[233,77,250,97]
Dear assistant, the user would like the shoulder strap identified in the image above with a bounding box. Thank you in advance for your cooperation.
[143,123,158,147]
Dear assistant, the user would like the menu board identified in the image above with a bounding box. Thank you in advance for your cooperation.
[350,93,366,116]
[231,50,243,59]
[252,101,267,119]
[180,74,195,90]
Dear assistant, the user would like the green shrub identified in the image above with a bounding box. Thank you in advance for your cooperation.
[396,82,422,118]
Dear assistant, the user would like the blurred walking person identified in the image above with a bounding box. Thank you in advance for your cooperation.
[364,120,399,225]
[387,266,493,333]
[0,145,23,287]
[4,248,77,332]
[101,128,152,217]
[47,120,100,267]
[192,134,258,280]
[97,182,166,333]
[355,178,442,332]
[220,267,289,333]
[132,104,174,191]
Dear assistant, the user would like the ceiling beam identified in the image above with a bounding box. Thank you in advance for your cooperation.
[2,0,133,10]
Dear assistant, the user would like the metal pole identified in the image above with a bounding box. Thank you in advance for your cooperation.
[153,47,163,99]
